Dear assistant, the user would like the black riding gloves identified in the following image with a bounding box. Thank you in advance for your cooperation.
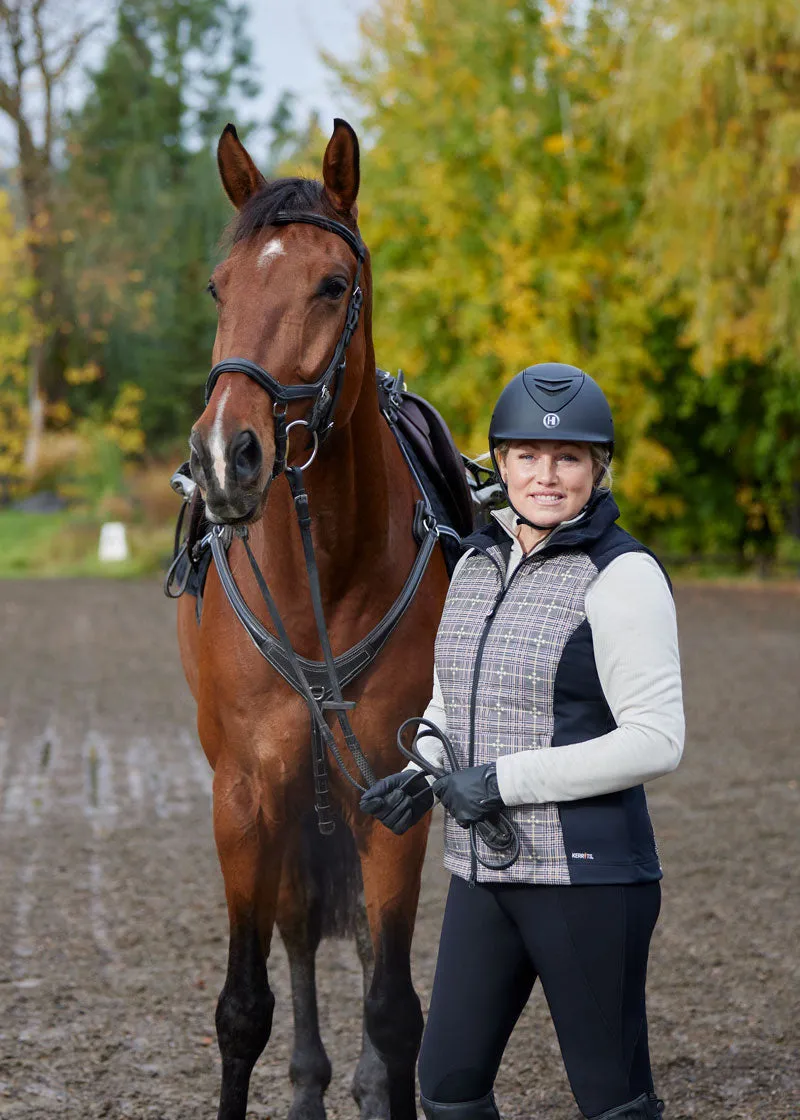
[360,769,434,835]
[431,763,504,828]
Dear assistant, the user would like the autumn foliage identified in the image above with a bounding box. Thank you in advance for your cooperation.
[1,0,799,564]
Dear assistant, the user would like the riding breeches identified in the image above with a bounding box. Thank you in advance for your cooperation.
[417,875,661,1118]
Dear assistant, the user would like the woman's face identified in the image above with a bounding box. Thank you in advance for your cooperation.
[498,440,595,528]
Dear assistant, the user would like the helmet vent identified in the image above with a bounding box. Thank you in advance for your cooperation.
[532,377,576,397]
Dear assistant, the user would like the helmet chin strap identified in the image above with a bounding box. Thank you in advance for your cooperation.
[505,485,603,533]
[508,499,555,533]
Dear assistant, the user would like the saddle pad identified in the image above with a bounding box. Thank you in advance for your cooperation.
[391,389,475,543]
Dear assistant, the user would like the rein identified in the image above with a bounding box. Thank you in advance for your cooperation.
[396,717,520,871]
[198,212,441,835]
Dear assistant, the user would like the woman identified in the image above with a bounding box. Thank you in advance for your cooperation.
[360,363,684,1120]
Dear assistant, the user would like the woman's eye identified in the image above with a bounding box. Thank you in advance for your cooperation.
[207,280,218,301]
[318,277,348,300]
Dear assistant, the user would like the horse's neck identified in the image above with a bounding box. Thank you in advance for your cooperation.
[256,372,408,605]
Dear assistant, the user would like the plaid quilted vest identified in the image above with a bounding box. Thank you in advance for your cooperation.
[435,489,664,885]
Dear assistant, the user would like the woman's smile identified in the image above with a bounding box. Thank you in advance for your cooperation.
[529,491,565,504]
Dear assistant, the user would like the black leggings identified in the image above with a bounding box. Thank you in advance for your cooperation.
[418,875,661,1119]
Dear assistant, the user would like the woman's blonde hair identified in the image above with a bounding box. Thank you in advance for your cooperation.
[493,440,613,489]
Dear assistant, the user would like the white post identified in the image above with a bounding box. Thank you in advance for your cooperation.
[98,522,129,563]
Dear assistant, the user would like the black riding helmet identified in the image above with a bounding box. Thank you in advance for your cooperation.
[489,362,614,528]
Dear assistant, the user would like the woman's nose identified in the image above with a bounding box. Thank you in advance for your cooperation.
[535,456,558,483]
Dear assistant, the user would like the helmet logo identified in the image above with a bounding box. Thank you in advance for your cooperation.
[543,413,560,429]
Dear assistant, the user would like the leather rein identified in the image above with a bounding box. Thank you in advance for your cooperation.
[198,211,441,836]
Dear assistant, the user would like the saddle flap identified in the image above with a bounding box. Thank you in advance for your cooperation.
[392,390,474,539]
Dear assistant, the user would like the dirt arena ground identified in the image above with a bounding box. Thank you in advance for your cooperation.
[0,580,797,1119]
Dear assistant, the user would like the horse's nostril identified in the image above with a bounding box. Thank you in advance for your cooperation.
[232,430,263,485]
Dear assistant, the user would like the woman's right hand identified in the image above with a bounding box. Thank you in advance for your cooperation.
[359,770,434,835]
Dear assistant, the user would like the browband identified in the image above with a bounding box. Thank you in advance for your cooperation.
[271,211,366,261]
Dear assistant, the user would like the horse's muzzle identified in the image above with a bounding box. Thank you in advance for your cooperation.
[189,427,271,524]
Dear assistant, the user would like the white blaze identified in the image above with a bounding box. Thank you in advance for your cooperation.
[209,384,231,489]
[257,237,285,269]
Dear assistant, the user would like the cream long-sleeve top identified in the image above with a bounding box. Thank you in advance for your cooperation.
[409,507,685,805]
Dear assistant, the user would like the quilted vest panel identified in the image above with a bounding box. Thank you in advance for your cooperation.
[435,543,598,883]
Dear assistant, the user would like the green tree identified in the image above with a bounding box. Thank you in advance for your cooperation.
[62,0,258,442]
[607,0,800,557]
[334,0,675,521]
[0,0,103,467]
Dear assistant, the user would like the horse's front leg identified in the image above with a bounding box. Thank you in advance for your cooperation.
[355,813,430,1120]
[276,830,332,1120]
[352,893,390,1119]
[212,757,286,1120]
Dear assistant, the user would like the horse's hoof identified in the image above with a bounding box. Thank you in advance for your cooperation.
[287,1092,327,1120]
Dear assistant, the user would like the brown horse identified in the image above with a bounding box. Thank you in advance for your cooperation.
[177,119,450,1120]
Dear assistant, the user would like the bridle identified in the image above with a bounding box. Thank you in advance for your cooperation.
[204,210,366,478]
[192,210,442,836]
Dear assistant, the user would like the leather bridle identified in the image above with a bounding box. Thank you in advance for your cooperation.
[204,211,366,477]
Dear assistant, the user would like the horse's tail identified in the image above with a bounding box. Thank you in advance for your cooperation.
[299,809,363,939]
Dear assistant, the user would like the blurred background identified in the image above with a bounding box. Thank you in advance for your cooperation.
[0,0,798,577]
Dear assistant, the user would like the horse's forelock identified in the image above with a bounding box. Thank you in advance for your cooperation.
[230,178,329,245]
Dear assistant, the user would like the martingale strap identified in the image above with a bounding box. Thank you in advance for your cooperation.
[208,508,439,701]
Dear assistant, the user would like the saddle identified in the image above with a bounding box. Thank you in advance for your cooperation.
[376,369,474,573]
[166,370,480,609]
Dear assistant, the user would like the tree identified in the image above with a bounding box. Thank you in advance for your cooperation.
[0,0,103,463]
[333,0,674,521]
[607,0,800,555]
[0,187,35,497]
[62,0,258,442]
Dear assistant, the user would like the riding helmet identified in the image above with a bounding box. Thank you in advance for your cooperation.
[489,362,614,471]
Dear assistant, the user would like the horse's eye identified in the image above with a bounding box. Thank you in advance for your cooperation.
[318,276,348,300]
[207,279,218,301]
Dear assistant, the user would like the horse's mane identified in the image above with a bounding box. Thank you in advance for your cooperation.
[231,178,329,245]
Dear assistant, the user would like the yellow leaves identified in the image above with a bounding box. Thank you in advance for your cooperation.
[47,400,73,428]
[614,0,800,376]
[0,190,35,492]
[735,485,771,533]
[106,383,146,455]
[133,288,156,329]
[65,361,101,386]
[542,133,566,155]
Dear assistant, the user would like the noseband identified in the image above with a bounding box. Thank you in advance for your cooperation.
[204,211,366,477]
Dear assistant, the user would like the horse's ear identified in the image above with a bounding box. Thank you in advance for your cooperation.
[217,123,267,210]
[322,118,360,216]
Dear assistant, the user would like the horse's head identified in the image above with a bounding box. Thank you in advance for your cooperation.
[189,119,369,524]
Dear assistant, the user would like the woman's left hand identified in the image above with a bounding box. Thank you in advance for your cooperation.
[432,764,505,828]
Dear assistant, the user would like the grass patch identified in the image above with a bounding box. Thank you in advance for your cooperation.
[0,511,174,579]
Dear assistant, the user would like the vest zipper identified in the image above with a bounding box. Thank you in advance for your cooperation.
[465,545,546,884]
